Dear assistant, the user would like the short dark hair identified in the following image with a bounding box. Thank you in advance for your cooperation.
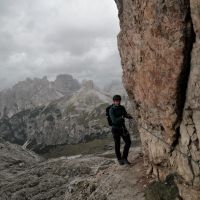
[113,95,121,101]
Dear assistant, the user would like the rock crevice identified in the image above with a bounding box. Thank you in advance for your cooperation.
[176,2,196,125]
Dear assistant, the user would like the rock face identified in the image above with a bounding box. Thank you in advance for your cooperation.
[0,74,80,118]
[115,0,200,199]
[0,80,111,152]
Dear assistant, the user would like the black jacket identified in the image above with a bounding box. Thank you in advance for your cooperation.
[109,104,132,128]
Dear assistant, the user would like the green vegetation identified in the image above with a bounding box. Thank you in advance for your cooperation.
[41,137,114,159]
[41,136,141,159]
[145,176,180,200]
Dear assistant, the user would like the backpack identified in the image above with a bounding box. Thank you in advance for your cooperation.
[106,105,113,126]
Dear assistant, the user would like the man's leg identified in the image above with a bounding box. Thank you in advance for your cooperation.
[111,128,122,161]
[121,133,131,161]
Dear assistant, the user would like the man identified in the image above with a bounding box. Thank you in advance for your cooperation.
[109,95,133,165]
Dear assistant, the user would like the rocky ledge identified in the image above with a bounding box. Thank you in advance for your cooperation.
[0,138,149,200]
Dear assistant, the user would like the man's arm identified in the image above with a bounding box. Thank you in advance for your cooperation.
[123,106,133,119]
[109,107,124,125]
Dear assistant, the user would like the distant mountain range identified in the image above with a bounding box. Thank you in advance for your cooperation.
[0,74,80,118]
[0,75,128,153]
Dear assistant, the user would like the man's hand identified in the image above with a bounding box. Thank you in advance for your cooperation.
[126,114,133,119]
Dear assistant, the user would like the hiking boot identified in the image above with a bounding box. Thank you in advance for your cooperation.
[118,159,124,165]
[123,158,131,165]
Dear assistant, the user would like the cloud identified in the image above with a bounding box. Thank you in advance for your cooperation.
[0,0,121,90]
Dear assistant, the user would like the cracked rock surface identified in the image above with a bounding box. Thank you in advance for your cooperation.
[115,0,200,199]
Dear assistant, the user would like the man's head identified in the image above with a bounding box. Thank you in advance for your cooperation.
[113,95,121,105]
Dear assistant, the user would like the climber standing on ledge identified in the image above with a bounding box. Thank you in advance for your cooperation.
[109,95,133,165]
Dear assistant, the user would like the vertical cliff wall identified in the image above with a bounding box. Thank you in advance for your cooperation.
[115,0,200,199]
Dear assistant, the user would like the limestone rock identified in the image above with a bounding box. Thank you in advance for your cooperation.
[115,0,200,199]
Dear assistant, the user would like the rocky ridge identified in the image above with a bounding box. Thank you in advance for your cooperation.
[0,80,112,152]
[0,74,80,118]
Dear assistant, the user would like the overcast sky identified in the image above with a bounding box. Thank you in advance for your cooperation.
[0,0,121,90]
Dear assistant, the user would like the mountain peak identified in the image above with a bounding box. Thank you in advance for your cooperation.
[0,74,80,118]
[81,80,95,90]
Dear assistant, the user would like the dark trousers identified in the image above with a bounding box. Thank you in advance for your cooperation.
[111,127,131,160]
